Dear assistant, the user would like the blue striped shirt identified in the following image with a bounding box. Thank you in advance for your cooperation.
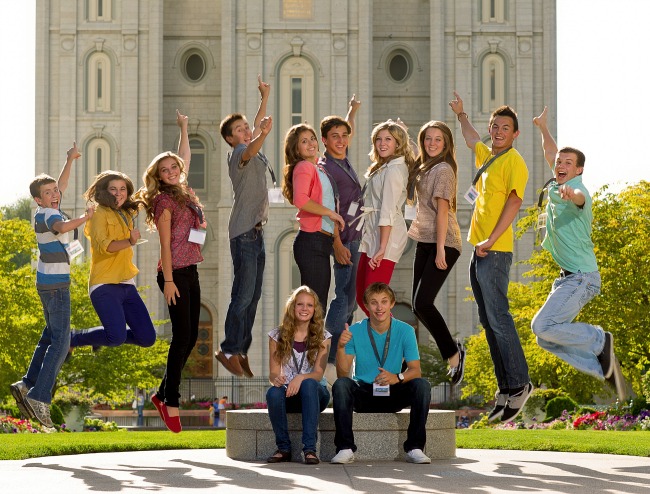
[35,207,70,289]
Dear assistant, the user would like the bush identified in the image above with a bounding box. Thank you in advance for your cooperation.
[50,403,64,426]
[523,388,568,419]
[642,372,650,403]
[544,396,578,422]
[629,397,649,416]
[576,406,597,415]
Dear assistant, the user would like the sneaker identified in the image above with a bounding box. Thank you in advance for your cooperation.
[331,448,355,464]
[501,382,534,422]
[597,331,614,379]
[605,358,626,402]
[238,355,254,379]
[487,390,509,422]
[10,381,33,419]
[24,397,54,428]
[448,340,466,386]
[406,448,431,464]
[215,351,244,377]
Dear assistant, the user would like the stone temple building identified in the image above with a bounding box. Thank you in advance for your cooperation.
[35,0,557,380]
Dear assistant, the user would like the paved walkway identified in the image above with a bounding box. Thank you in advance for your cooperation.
[2,449,649,493]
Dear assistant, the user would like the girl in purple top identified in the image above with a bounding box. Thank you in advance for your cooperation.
[139,111,205,433]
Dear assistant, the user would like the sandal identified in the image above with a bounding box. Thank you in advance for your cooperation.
[304,451,320,465]
[267,450,291,463]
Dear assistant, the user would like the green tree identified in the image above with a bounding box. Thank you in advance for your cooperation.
[462,182,650,404]
[418,342,451,387]
[1,197,32,222]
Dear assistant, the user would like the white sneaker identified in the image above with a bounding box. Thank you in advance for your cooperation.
[406,449,431,464]
[331,448,355,464]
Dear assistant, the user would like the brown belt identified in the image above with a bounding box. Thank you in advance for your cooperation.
[318,229,334,237]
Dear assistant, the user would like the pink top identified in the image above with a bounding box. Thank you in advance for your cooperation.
[153,193,204,270]
[292,161,324,232]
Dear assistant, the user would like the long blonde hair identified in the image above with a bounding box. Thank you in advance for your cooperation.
[138,151,202,228]
[366,120,416,178]
[272,286,325,367]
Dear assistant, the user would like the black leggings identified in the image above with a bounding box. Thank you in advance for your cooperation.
[411,242,461,360]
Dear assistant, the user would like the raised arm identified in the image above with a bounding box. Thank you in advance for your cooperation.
[57,142,81,196]
[345,94,361,140]
[176,110,191,172]
[449,91,481,150]
[533,106,558,170]
[252,74,270,138]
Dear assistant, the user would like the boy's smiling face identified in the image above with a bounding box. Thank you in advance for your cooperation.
[35,182,60,209]
[554,151,583,185]
[227,118,253,147]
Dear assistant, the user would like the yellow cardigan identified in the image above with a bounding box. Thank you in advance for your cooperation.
[84,206,139,285]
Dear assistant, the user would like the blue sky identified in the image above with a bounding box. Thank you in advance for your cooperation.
[1,0,647,206]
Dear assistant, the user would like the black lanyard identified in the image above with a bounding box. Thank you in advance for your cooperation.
[258,152,277,187]
[537,177,557,208]
[115,209,132,229]
[291,341,308,374]
[472,147,512,186]
[367,320,391,368]
[187,202,204,225]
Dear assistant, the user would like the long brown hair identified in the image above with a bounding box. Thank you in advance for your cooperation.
[407,121,458,210]
[281,124,318,205]
[137,151,202,228]
[366,120,416,178]
[84,170,142,215]
[272,286,325,368]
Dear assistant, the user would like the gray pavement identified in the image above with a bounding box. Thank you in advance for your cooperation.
[1,448,649,493]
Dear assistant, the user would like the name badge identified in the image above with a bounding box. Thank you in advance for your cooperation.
[404,203,417,221]
[464,185,479,205]
[188,228,206,245]
[268,187,284,203]
[348,201,359,216]
[537,212,548,230]
[65,239,84,260]
[373,382,390,397]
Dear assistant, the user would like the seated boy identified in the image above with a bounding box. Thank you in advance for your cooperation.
[331,282,432,464]
[10,142,93,427]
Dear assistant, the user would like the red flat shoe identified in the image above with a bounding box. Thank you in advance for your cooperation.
[161,406,182,433]
[151,394,166,421]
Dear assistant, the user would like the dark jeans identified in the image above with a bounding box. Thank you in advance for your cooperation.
[222,227,265,355]
[412,242,461,360]
[469,250,529,390]
[293,230,333,312]
[332,377,431,453]
[70,284,156,348]
[326,239,361,363]
[266,378,330,453]
[155,265,200,408]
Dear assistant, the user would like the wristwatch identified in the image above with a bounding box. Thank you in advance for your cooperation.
[397,373,404,383]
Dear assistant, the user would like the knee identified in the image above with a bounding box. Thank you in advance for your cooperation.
[531,312,550,337]
[301,378,319,392]
[105,332,127,347]
[266,386,285,405]
[332,377,354,400]
[410,378,431,401]
[140,331,157,348]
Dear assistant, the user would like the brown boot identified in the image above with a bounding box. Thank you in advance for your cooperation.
[238,355,254,378]
[215,351,244,377]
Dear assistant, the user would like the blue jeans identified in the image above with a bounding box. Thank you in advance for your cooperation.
[155,265,201,407]
[70,284,156,348]
[266,378,330,453]
[222,227,265,355]
[332,377,431,453]
[23,287,71,404]
[531,271,605,378]
[469,250,529,390]
[293,230,334,313]
[326,239,361,363]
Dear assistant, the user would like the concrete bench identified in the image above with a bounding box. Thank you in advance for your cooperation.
[226,408,456,462]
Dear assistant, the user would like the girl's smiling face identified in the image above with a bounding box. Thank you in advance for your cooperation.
[423,127,445,159]
[294,292,315,323]
[297,130,319,163]
[375,129,397,159]
[107,179,128,209]
[157,156,182,186]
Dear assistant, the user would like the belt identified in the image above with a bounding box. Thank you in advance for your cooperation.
[319,229,334,238]
[560,269,574,277]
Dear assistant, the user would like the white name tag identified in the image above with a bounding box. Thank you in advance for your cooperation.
[373,382,390,397]
[65,239,84,260]
[268,187,284,203]
[404,203,417,221]
[537,212,548,230]
[188,228,206,245]
[348,201,359,216]
[464,185,479,205]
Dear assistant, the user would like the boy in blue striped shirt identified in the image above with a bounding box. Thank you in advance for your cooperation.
[10,142,93,428]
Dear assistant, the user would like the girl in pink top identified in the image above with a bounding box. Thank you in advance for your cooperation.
[139,110,205,433]
[282,124,345,311]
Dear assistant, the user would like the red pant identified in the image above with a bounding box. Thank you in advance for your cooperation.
[355,253,396,316]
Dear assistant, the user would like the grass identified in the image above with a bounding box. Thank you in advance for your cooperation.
[1,429,648,461]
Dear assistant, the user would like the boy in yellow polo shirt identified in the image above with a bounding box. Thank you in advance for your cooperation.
[450,92,532,423]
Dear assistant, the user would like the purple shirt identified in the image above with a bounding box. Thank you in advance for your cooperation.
[320,152,363,244]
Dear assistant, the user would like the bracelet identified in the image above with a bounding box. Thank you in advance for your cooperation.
[457,112,468,121]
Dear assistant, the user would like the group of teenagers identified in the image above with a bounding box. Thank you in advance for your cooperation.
[12,73,622,465]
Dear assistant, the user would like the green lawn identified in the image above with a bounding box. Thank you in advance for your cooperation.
[0,429,648,461]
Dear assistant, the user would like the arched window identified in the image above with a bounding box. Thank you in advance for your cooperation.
[88,0,112,22]
[87,52,112,112]
[481,54,506,113]
[188,138,206,190]
[86,138,111,184]
[481,0,505,23]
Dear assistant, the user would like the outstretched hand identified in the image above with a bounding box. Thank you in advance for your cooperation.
[258,74,271,99]
[67,141,81,161]
[533,106,548,128]
[349,93,361,111]
[449,91,464,115]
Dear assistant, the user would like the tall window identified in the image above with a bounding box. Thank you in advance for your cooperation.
[481,0,505,23]
[86,138,111,184]
[88,0,112,21]
[187,138,206,190]
[291,78,303,125]
[481,54,506,113]
[87,52,112,112]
